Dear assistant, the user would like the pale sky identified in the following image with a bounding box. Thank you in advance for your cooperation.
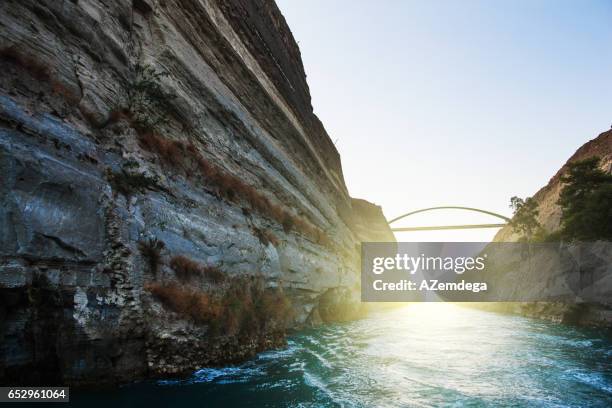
[276,0,612,241]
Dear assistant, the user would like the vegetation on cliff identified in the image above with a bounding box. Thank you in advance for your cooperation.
[145,276,292,337]
[106,63,333,249]
[140,242,292,340]
[0,0,382,385]
[508,196,541,242]
[557,157,612,241]
[170,255,226,283]
[509,157,612,242]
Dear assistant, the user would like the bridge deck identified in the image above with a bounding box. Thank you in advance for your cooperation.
[391,223,507,232]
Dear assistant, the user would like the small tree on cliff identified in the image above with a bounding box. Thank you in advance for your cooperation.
[557,157,612,241]
[509,196,541,242]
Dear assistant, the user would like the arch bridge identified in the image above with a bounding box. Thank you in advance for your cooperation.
[388,206,510,232]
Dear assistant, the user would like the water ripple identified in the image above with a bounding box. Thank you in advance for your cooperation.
[76,304,612,407]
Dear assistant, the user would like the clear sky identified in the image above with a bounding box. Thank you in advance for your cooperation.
[276,0,612,242]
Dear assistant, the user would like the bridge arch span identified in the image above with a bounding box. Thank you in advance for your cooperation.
[388,206,510,232]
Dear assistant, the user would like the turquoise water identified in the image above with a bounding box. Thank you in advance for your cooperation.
[74,304,612,407]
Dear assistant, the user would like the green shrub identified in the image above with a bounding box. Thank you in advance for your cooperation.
[557,157,612,241]
[509,196,541,241]
[112,63,176,130]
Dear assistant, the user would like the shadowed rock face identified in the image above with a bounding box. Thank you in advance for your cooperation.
[351,198,396,243]
[0,0,391,385]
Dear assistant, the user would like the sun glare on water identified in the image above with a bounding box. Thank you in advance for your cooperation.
[398,302,470,322]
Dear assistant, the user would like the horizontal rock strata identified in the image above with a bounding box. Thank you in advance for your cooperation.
[0,0,394,385]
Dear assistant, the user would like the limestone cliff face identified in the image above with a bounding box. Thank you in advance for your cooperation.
[350,199,396,243]
[486,130,612,327]
[0,0,390,385]
[495,130,612,242]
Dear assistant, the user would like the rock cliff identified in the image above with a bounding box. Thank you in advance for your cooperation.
[350,199,396,243]
[494,130,612,242]
[485,130,612,326]
[0,0,393,386]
